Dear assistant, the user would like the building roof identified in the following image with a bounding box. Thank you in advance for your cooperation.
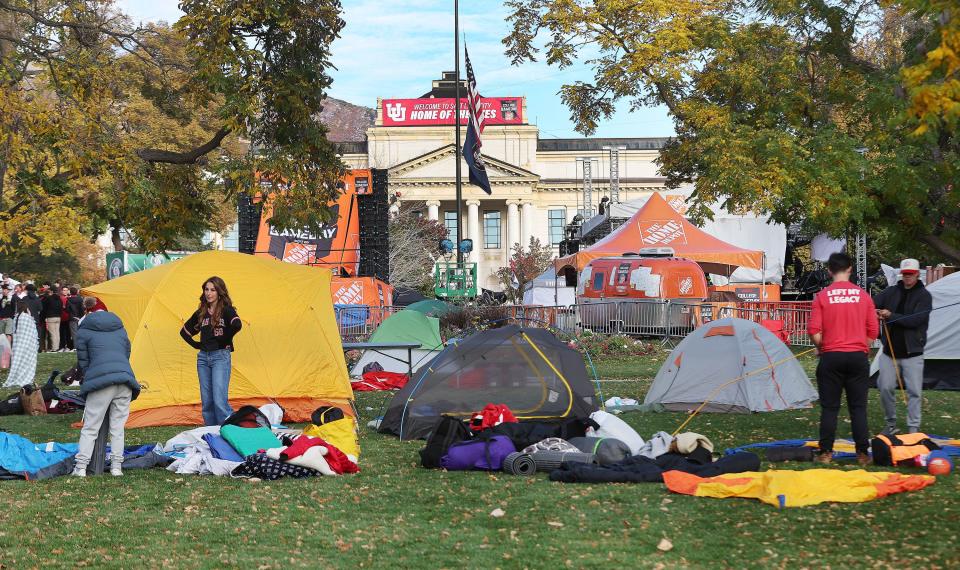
[537,138,670,151]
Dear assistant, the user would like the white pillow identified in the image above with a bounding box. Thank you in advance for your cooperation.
[586,410,645,455]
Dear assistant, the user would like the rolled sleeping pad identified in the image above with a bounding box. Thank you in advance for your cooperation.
[503,452,537,476]
[530,451,596,471]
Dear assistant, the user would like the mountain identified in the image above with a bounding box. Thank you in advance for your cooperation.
[319,98,375,142]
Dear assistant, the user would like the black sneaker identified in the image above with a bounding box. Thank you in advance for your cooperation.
[881,426,900,437]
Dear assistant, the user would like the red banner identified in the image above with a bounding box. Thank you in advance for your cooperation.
[382,97,523,126]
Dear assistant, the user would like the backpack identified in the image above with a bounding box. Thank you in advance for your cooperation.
[222,405,271,428]
[871,433,941,466]
[419,415,473,469]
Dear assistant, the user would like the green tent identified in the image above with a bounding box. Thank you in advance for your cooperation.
[349,310,444,376]
[405,299,455,318]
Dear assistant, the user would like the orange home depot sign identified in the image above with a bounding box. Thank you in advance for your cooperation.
[253,170,369,276]
[639,219,688,246]
[664,194,689,215]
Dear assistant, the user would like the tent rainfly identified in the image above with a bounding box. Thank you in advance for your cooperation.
[83,251,353,427]
[380,325,599,439]
[644,318,817,412]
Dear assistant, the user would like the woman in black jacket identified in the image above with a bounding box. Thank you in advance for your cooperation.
[180,276,242,425]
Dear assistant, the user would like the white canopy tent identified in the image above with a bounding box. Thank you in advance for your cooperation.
[523,268,576,306]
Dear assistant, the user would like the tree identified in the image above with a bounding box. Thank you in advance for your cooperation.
[0,0,346,254]
[495,237,554,304]
[388,203,448,295]
[901,0,960,134]
[504,1,960,264]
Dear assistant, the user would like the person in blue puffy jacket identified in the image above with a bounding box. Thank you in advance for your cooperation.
[72,297,141,477]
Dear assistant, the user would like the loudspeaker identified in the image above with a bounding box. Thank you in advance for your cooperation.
[357,168,390,280]
[237,194,262,254]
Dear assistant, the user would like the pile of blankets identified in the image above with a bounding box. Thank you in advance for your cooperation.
[164,405,360,480]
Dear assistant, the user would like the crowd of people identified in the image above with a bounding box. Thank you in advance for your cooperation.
[0,276,84,354]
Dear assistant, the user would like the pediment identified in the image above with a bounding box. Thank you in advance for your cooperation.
[388,144,539,182]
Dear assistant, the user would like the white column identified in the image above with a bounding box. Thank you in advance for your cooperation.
[506,200,520,250]
[426,200,440,221]
[467,200,482,285]
[521,201,534,249]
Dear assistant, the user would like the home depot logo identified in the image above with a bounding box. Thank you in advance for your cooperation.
[679,276,694,295]
[333,281,364,305]
[665,195,689,214]
[640,220,687,245]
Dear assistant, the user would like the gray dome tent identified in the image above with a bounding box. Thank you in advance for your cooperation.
[645,318,817,413]
[380,325,599,439]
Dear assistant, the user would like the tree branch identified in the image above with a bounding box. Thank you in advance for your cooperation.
[136,127,231,164]
[920,234,960,265]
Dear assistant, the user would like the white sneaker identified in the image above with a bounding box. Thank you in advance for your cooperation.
[111,465,123,477]
[71,467,86,477]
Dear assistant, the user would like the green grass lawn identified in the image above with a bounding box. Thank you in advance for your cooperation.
[1,352,958,569]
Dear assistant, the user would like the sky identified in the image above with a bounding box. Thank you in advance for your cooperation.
[116,0,674,139]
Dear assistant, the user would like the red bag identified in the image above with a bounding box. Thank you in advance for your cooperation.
[470,404,517,432]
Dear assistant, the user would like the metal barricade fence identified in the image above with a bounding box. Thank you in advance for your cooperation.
[335,300,813,346]
[335,305,402,342]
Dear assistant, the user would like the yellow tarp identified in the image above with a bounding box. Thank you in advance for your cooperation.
[83,251,352,427]
[664,469,935,507]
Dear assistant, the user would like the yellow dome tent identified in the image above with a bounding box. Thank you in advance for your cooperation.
[82,251,353,428]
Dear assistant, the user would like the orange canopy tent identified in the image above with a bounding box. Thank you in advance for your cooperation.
[555,192,764,276]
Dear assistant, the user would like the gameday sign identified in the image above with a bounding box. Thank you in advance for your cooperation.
[382,97,523,126]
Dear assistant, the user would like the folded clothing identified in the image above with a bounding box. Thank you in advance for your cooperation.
[266,446,334,476]
[201,433,244,462]
[550,452,760,484]
[220,425,283,458]
[674,432,714,454]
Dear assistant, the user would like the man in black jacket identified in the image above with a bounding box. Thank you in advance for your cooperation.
[873,259,933,435]
[0,284,15,343]
[22,284,44,350]
[66,286,84,351]
[40,286,63,352]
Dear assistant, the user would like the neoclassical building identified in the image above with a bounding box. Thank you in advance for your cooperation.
[334,74,674,291]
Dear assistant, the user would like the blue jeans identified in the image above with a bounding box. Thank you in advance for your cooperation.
[197,349,233,426]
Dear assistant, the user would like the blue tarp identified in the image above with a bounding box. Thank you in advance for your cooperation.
[335,304,370,329]
[0,432,77,479]
[725,436,960,460]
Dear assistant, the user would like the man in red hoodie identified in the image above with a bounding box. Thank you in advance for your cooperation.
[807,252,879,465]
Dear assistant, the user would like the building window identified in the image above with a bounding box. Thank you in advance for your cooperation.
[548,208,567,245]
[443,211,458,241]
[484,211,501,249]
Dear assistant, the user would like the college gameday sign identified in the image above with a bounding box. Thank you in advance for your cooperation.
[382,97,523,126]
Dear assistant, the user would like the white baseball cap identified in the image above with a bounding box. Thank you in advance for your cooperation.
[900,259,921,274]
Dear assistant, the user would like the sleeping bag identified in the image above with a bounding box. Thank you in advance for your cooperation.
[220,425,283,458]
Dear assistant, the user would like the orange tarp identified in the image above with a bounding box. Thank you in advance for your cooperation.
[556,193,763,275]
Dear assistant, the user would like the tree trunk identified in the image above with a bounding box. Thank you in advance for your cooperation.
[920,234,960,265]
[110,222,123,252]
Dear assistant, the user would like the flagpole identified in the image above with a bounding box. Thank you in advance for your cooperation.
[454,0,463,266]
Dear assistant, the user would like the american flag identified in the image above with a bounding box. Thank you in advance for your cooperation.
[463,46,491,194]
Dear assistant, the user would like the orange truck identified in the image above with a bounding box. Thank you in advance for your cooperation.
[577,249,708,335]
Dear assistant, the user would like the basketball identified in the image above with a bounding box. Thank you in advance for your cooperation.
[927,457,952,476]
